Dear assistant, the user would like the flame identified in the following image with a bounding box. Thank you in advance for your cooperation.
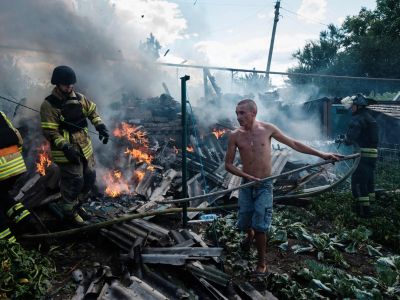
[186,146,194,152]
[103,169,130,197]
[125,148,153,164]
[103,122,156,196]
[113,122,149,147]
[36,143,52,176]
[134,170,145,182]
[212,128,227,139]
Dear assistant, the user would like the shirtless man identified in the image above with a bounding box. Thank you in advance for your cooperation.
[225,99,342,275]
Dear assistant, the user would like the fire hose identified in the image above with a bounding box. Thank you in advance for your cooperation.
[21,154,359,240]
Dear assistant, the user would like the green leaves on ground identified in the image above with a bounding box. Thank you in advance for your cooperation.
[0,241,55,299]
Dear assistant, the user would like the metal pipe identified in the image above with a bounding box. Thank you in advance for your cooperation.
[181,75,190,227]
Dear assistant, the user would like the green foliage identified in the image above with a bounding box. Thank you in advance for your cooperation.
[0,241,55,299]
[297,260,384,299]
[289,0,400,95]
[375,256,400,294]
[234,70,268,93]
[266,273,324,299]
[311,189,400,252]
[206,213,257,274]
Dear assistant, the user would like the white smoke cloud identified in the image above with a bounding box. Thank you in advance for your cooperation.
[297,0,327,24]
[0,0,189,116]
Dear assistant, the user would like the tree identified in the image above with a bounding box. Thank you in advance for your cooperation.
[288,0,400,96]
[139,33,161,61]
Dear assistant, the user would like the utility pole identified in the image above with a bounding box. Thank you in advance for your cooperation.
[266,0,281,86]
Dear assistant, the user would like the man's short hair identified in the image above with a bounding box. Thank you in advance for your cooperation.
[237,99,257,114]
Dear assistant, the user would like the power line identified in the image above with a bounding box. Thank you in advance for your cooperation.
[158,62,400,82]
[0,95,101,137]
[172,0,269,7]
[280,6,330,27]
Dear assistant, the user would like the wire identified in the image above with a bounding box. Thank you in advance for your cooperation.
[173,0,269,7]
[159,62,400,82]
[280,6,329,27]
[0,94,102,137]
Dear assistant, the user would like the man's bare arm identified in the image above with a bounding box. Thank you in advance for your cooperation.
[270,124,342,161]
[224,132,260,180]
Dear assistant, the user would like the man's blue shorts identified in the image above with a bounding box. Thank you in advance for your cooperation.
[237,180,273,233]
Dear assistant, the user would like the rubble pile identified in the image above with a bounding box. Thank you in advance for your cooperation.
[10,93,348,299]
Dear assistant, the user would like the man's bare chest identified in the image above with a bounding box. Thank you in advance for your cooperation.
[236,132,270,152]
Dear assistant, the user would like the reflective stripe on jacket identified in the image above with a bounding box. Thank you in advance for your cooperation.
[40,88,104,163]
[360,147,378,158]
[0,112,27,181]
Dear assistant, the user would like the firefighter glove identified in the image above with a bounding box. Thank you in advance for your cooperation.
[95,124,109,144]
[62,144,81,164]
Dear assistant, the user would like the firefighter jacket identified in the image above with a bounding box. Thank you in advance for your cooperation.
[0,111,27,181]
[40,88,104,164]
[345,108,379,158]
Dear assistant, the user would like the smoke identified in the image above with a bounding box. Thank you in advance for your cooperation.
[186,71,325,145]
[0,0,188,121]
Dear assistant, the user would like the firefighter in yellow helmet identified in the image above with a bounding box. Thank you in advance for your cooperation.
[40,66,109,227]
[0,111,33,242]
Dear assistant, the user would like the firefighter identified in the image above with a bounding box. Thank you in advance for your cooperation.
[40,66,109,227]
[0,111,33,242]
[340,94,379,218]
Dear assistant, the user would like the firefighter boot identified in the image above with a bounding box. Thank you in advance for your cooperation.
[76,206,91,221]
[60,202,88,227]
[355,196,369,218]
[351,203,361,216]
[64,211,88,227]
[360,205,371,219]
[369,192,375,203]
[0,226,17,243]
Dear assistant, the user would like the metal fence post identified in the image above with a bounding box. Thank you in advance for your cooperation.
[181,75,190,227]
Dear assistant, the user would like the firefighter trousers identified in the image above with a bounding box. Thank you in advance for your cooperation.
[58,153,96,217]
[351,157,377,208]
[0,175,31,241]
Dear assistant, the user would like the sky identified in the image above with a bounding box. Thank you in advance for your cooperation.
[0,0,378,99]
[148,0,377,85]
[0,0,380,160]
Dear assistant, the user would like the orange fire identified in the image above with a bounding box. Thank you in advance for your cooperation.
[102,122,156,196]
[36,143,52,176]
[147,165,155,171]
[103,169,130,197]
[134,170,145,182]
[125,148,153,164]
[113,122,149,147]
[186,146,194,152]
[212,128,227,139]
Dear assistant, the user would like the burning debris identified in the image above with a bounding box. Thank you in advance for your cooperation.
[35,142,52,176]
[6,92,358,299]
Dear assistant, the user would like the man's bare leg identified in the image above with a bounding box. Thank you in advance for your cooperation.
[247,228,255,242]
[255,231,267,273]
